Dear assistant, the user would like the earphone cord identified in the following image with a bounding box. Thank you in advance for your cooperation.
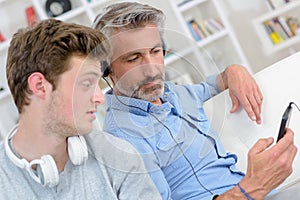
[102,77,214,195]
[290,102,300,111]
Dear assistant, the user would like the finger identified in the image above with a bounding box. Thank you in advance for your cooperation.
[247,94,262,124]
[254,88,263,114]
[256,86,263,102]
[275,129,295,154]
[285,143,297,168]
[254,94,263,107]
[275,136,297,175]
[249,137,274,155]
[229,94,240,113]
[238,95,257,122]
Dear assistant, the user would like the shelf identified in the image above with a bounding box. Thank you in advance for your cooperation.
[178,0,207,12]
[252,1,300,54]
[167,0,251,76]
[269,34,300,52]
[255,1,300,23]
[197,29,227,47]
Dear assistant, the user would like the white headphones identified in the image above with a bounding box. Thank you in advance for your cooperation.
[4,125,88,187]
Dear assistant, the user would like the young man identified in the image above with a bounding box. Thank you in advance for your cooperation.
[93,2,297,200]
[0,19,161,199]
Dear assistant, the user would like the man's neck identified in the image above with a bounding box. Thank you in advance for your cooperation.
[151,98,162,105]
[13,120,69,171]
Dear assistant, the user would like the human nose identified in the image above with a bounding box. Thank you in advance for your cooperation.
[92,85,105,105]
[142,54,156,76]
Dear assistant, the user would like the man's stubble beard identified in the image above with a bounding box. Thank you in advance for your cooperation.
[115,74,165,102]
[42,92,77,138]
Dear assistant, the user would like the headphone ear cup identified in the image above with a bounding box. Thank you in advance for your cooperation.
[68,136,88,165]
[162,40,166,56]
[101,61,110,78]
[38,155,59,187]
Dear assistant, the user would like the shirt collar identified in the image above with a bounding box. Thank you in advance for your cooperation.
[105,82,181,116]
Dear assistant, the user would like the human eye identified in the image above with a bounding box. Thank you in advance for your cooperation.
[82,77,99,89]
[127,55,139,63]
[82,80,92,88]
[152,47,163,54]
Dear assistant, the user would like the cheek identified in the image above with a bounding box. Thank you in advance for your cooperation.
[62,92,80,118]
[63,102,76,119]
[114,68,131,80]
[115,71,141,87]
[71,94,87,111]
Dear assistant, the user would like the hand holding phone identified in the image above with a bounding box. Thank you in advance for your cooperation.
[277,103,293,143]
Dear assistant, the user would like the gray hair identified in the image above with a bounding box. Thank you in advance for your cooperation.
[92,2,165,37]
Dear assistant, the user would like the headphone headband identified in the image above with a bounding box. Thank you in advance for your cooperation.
[4,125,27,169]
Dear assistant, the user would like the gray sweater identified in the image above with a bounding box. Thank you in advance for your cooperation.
[0,130,161,200]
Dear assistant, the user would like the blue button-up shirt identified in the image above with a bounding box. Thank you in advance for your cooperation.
[103,77,244,200]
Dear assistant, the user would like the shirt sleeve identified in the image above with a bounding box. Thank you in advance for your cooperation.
[205,73,220,95]
[184,73,219,103]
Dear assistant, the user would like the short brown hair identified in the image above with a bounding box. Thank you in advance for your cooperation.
[6,19,110,113]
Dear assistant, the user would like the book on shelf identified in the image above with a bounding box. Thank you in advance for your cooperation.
[276,16,293,38]
[263,15,300,45]
[271,19,289,40]
[286,17,300,36]
[194,18,211,38]
[263,20,283,44]
[190,19,205,39]
[186,17,224,41]
[25,6,37,27]
[207,18,224,33]
[186,21,201,41]
[0,31,5,42]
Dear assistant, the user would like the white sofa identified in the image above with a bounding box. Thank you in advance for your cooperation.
[204,51,300,194]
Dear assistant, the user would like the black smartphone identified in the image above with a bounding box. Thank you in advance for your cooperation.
[276,103,293,143]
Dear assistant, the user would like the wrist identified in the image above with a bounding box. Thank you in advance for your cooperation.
[238,178,267,200]
[218,64,238,90]
[219,64,247,91]
[237,183,254,200]
[216,70,228,91]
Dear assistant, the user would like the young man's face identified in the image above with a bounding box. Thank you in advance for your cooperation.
[43,56,104,136]
[110,24,165,103]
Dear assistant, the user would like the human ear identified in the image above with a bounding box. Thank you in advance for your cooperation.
[27,72,48,99]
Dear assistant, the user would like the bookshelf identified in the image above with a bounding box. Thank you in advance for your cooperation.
[165,0,252,82]
[253,0,300,54]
